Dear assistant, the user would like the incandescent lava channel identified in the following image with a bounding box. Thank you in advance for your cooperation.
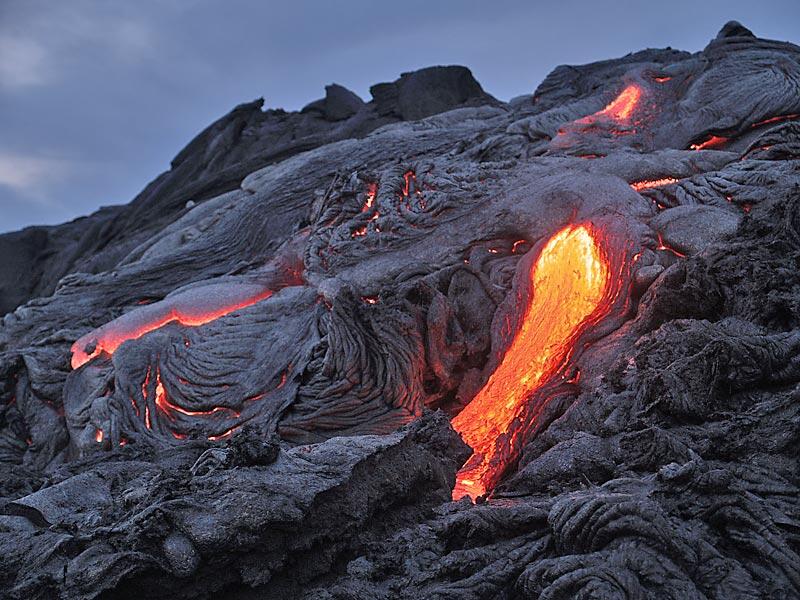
[451,224,614,500]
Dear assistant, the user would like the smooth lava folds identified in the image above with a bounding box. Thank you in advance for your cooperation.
[71,282,274,369]
[451,224,613,500]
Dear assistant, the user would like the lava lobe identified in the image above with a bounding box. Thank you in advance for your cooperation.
[452,224,615,499]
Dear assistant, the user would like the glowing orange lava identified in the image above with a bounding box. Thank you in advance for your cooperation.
[361,182,378,212]
[71,284,275,369]
[401,170,416,197]
[208,426,238,441]
[690,135,730,151]
[751,114,799,128]
[656,233,687,258]
[511,240,528,254]
[630,177,679,191]
[153,368,238,420]
[451,224,613,500]
[579,84,642,125]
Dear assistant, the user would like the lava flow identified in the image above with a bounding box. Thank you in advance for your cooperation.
[451,224,614,500]
[630,177,679,191]
[579,83,642,125]
[690,135,730,151]
[552,83,645,149]
[71,282,275,369]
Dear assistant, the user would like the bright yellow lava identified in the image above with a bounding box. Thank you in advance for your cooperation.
[451,224,612,500]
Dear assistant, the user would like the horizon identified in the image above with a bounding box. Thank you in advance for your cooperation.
[1,0,799,233]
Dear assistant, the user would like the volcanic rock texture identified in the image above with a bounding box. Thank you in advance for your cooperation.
[2,21,800,599]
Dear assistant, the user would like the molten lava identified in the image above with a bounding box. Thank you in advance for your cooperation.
[361,182,378,212]
[751,114,799,128]
[690,135,730,151]
[630,178,679,191]
[71,283,275,369]
[152,368,238,420]
[402,170,416,197]
[451,224,613,500]
[578,84,642,126]
[656,233,687,258]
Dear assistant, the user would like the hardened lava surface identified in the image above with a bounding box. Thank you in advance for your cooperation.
[2,21,800,599]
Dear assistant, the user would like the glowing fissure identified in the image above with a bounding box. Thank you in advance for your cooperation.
[751,114,799,128]
[208,427,239,441]
[133,362,290,441]
[71,283,276,369]
[361,182,378,212]
[690,135,730,151]
[630,178,679,191]
[352,182,382,238]
[451,224,613,500]
[657,233,687,258]
[688,115,799,153]
[153,368,239,420]
[400,169,426,211]
[402,170,416,197]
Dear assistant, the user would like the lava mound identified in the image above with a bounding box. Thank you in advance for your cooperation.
[2,21,800,600]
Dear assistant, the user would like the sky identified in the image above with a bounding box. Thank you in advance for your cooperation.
[1,0,799,233]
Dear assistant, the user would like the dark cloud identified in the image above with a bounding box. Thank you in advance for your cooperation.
[1,0,798,232]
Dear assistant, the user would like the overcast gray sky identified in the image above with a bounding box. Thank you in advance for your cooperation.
[1,0,799,233]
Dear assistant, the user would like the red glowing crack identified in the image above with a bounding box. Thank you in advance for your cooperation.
[657,233,687,258]
[153,368,239,420]
[688,115,798,152]
[630,177,679,191]
[690,135,730,151]
[750,113,799,129]
[352,182,382,238]
[133,361,291,441]
[361,182,378,212]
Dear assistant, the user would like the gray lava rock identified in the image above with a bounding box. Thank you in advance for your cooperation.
[162,532,200,578]
[370,65,498,120]
[301,83,365,121]
[652,204,741,255]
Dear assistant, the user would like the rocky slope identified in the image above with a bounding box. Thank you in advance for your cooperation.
[2,21,800,599]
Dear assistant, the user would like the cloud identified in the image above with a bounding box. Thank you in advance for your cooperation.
[0,152,74,207]
[0,1,158,89]
[0,36,50,89]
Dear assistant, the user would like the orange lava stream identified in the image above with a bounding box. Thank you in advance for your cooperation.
[751,113,799,128]
[690,135,730,151]
[630,177,679,191]
[71,284,274,369]
[451,224,613,500]
[579,84,642,125]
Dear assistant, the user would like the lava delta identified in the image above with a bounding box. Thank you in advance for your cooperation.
[2,20,800,600]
